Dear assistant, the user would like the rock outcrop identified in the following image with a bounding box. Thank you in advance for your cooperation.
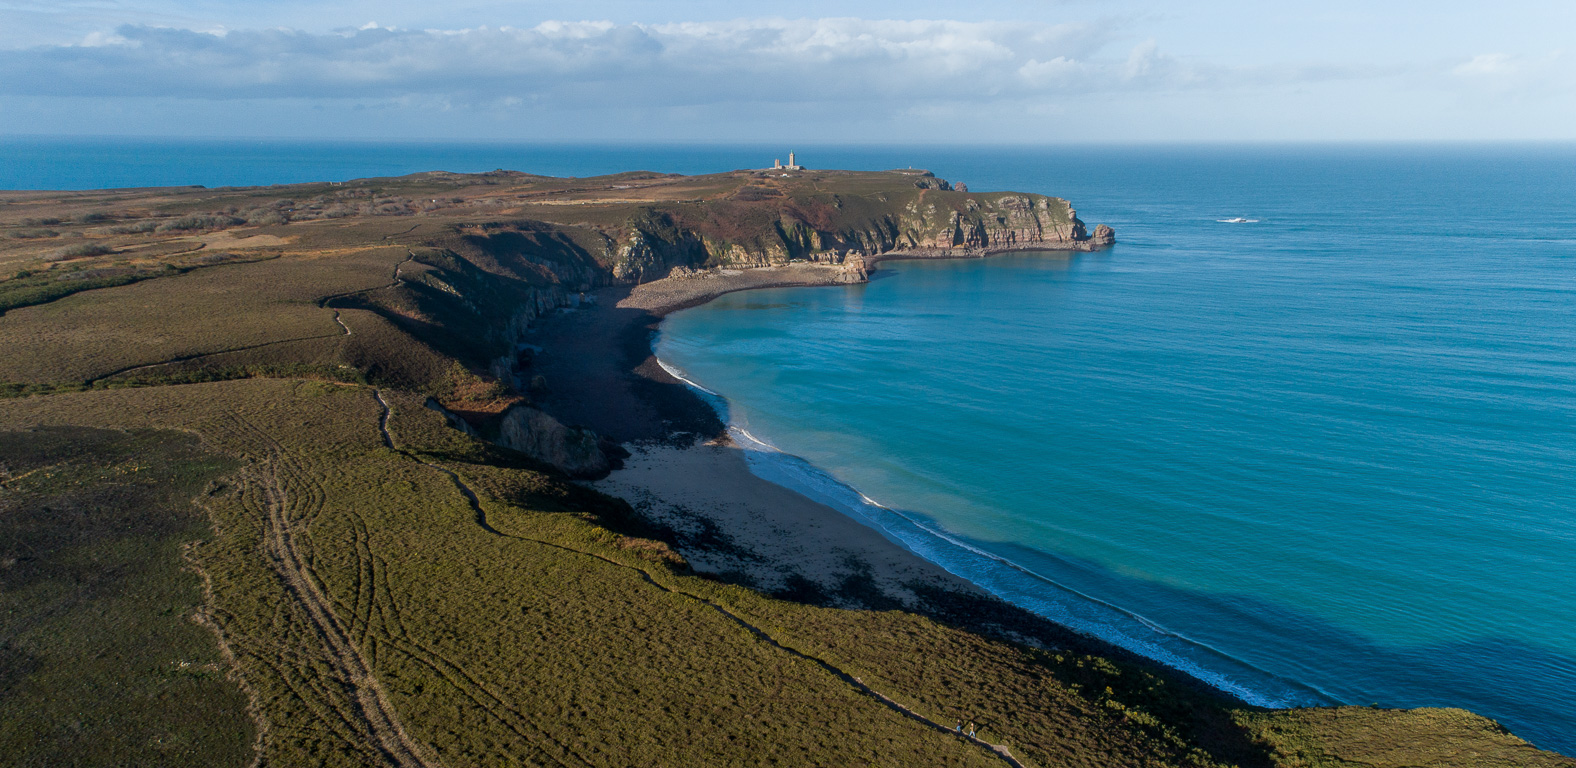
[835,255,870,283]
[495,404,610,478]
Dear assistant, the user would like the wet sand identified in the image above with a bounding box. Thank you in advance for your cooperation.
[593,438,985,608]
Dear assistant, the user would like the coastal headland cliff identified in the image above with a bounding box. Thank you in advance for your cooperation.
[0,167,1116,474]
[0,167,1566,767]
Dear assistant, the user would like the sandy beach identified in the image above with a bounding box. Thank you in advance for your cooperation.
[594,438,985,608]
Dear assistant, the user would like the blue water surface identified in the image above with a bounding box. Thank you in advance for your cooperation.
[5,139,1573,752]
[657,146,1576,753]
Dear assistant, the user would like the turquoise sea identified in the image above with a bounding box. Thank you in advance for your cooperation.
[5,140,1573,752]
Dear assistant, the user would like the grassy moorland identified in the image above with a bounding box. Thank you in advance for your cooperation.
[0,426,253,767]
[0,170,1568,767]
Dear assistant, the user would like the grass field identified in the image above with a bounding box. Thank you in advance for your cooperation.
[0,170,1568,767]
[0,426,254,767]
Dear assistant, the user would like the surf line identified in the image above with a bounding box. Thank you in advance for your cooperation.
[653,352,1328,709]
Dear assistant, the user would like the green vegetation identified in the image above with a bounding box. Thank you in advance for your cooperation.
[0,170,1568,767]
[108,221,159,235]
[0,270,149,314]
[1240,707,1566,767]
[0,426,254,767]
[7,228,58,239]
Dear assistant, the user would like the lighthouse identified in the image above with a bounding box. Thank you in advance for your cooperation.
[770,152,805,171]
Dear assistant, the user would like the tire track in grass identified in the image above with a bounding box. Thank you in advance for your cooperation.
[227,414,441,768]
[365,392,594,768]
[373,390,1030,768]
[239,404,591,768]
[184,538,271,768]
[215,443,402,764]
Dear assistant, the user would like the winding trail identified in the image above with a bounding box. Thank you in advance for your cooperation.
[316,250,416,311]
[371,389,1027,768]
[88,250,414,383]
[85,332,344,384]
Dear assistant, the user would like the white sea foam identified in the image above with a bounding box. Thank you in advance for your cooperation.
[656,357,721,397]
[658,350,1327,709]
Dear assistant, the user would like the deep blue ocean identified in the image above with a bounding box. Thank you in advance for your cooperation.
[5,139,1573,753]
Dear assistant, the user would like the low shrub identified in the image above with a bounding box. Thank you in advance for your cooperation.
[48,243,114,260]
[155,215,246,232]
[109,221,159,235]
[8,228,58,239]
[246,211,287,226]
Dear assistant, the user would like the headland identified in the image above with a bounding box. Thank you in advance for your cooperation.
[0,163,1566,767]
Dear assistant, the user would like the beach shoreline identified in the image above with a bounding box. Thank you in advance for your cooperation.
[521,246,1271,710]
[621,242,1112,317]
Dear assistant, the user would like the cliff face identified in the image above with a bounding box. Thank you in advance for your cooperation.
[606,185,1113,278]
[900,193,1089,251]
[609,211,711,283]
[442,174,1113,296]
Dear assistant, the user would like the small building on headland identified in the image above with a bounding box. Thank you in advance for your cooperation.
[772,152,805,171]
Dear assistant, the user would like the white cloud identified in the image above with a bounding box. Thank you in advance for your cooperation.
[78,30,131,48]
[1453,53,1519,76]
[1124,39,1160,79]
[1444,49,1572,102]
[1019,56,1082,85]
[12,15,1532,141]
[0,17,1293,108]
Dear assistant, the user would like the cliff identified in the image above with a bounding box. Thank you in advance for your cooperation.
[596,174,1114,280]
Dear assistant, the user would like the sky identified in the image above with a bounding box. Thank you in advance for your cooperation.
[0,0,1572,142]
